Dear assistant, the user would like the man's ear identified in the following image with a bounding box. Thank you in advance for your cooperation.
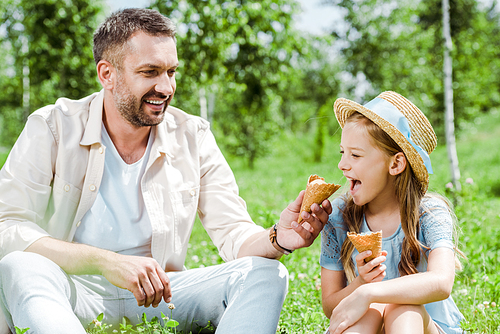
[97,60,116,90]
[389,152,407,176]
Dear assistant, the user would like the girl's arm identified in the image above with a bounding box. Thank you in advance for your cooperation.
[360,247,455,304]
[321,250,387,318]
[328,247,455,333]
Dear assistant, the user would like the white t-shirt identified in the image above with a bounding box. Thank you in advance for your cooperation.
[74,125,153,257]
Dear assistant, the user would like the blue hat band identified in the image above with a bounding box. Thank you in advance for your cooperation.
[363,97,433,175]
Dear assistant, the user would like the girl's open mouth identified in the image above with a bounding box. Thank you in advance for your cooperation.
[350,179,361,194]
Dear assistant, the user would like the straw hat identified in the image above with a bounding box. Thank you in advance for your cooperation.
[334,91,437,194]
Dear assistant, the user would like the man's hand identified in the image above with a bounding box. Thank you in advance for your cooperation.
[276,190,332,251]
[101,253,172,308]
[25,237,172,308]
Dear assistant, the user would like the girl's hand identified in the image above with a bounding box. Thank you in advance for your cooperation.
[355,250,387,285]
[328,287,370,334]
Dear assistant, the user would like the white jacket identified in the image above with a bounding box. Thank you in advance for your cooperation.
[0,90,263,271]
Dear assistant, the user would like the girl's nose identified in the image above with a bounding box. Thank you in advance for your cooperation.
[338,156,349,171]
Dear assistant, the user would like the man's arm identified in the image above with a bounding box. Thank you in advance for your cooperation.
[25,236,171,308]
[237,191,332,258]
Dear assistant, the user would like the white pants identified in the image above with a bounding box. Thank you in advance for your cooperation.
[0,251,288,334]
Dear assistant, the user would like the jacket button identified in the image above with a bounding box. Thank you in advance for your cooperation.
[89,184,96,192]
[64,185,70,192]
[76,221,81,227]
[190,189,196,196]
[98,147,104,154]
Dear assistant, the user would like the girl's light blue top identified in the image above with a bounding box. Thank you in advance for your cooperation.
[320,197,464,334]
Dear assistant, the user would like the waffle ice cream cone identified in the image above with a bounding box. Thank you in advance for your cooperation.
[297,174,341,224]
[347,230,382,262]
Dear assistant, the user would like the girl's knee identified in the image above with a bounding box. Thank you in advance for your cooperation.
[384,304,429,325]
[385,303,426,315]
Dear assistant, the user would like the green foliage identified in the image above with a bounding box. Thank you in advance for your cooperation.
[0,0,105,146]
[15,327,29,334]
[83,309,216,333]
[150,0,309,168]
[325,0,500,139]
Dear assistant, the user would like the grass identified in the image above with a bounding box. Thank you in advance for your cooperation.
[3,109,500,333]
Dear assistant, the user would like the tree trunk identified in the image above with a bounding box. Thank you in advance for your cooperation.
[442,0,461,191]
[22,34,30,121]
[199,87,208,120]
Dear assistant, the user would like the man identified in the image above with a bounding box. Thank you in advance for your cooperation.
[0,8,331,334]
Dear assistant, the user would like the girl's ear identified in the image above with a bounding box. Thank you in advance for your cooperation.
[389,152,407,176]
[97,60,116,90]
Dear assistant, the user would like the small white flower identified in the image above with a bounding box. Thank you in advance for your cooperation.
[191,255,199,263]
[491,302,497,307]
[298,273,308,280]
[465,177,473,184]
[446,182,453,189]
[478,303,485,310]
[458,289,468,295]
[168,303,176,310]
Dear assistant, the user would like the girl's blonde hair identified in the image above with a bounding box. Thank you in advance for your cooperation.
[340,112,464,282]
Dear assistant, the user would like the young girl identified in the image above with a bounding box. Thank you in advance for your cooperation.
[320,91,464,334]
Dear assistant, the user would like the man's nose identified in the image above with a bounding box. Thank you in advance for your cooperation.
[155,73,174,96]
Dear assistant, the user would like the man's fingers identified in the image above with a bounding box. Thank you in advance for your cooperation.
[288,190,305,212]
[291,220,313,241]
[139,275,156,307]
[131,281,146,307]
[157,268,172,303]
[148,270,165,307]
[322,199,333,215]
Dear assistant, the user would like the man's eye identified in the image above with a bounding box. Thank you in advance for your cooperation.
[339,150,344,155]
[143,70,157,75]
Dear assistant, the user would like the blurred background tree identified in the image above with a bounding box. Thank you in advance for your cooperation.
[324,0,500,139]
[0,0,105,146]
[151,0,307,168]
[0,0,499,172]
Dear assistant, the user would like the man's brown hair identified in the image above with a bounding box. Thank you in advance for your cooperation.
[93,8,176,68]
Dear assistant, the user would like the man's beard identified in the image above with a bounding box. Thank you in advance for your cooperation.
[113,79,167,127]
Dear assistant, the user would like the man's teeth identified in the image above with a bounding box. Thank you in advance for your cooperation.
[145,99,163,105]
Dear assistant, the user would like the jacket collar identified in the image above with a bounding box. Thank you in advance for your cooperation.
[150,107,175,164]
[80,90,105,146]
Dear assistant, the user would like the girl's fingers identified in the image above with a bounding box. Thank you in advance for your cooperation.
[355,250,372,266]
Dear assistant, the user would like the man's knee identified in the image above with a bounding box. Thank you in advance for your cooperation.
[0,251,64,289]
[248,257,289,294]
[0,252,31,283]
